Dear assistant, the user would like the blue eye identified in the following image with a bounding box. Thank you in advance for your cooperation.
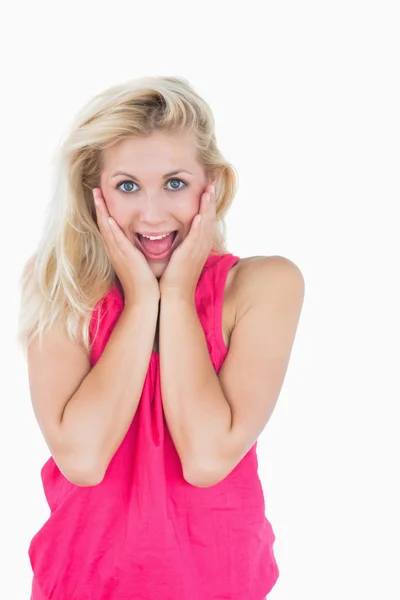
[117,178,188,193]
[166,178,187,191]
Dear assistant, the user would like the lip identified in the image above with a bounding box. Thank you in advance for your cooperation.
[135,230,179,261]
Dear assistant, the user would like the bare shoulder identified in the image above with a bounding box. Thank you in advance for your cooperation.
[230,255,305,323]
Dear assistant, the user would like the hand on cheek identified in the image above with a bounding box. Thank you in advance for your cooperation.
[159,185,216,299]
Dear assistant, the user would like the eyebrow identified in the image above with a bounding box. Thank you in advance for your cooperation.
[110,169,193,180]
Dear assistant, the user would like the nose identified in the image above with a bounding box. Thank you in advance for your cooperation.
[137,194,171,228]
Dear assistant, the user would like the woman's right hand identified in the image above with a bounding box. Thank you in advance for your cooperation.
[93,187,160,307]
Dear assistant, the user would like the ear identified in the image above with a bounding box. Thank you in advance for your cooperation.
[210,175,221,188]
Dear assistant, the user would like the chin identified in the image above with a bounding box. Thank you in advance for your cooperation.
[150,262,169,277]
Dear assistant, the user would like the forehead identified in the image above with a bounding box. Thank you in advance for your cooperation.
[102,130,199,171]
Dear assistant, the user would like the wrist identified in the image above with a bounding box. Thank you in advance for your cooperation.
[160,287,195,304]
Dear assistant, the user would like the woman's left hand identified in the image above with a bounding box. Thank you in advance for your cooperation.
[159,184,216,300]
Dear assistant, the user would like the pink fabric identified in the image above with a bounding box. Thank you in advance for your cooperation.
[28,252,279,599]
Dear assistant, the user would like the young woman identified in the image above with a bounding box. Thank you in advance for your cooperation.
[18,75,304,600]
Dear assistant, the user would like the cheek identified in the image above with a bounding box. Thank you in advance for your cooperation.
[179,210,197,233]
[178,194,201,220]
[106,195,134,224]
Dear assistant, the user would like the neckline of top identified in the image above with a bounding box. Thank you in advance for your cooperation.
[111,252,230,299]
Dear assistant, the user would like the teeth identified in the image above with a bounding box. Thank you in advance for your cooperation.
[141,232,173,240]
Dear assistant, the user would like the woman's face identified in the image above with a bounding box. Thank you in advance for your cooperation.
[99,130,210,280]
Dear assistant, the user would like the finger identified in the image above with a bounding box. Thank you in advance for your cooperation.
[94,189,138,259]
[107,217,134,257]
[194,214,203,230]
[179,213,201,251]
[201,190,216,243]
[93,189,122,256]
[202,191,215,217]
[201,193,215,227]
[208,186,216,208]
[93,188,111,225]
[201,192,211,213]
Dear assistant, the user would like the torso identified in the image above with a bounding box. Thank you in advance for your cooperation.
[152,257,258,354]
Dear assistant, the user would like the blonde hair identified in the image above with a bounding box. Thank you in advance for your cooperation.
[17,75,239,359]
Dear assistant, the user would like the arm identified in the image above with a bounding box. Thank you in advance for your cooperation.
[159,257,305,488]
[159,294,232,486]
[61,300,159,484]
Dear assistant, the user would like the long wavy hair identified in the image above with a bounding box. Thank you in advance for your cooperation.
[17,75,239,359]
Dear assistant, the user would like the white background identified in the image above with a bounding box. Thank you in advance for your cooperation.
[1,1,399,598]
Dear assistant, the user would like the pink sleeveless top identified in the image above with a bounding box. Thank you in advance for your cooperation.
[28,252,279,600]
